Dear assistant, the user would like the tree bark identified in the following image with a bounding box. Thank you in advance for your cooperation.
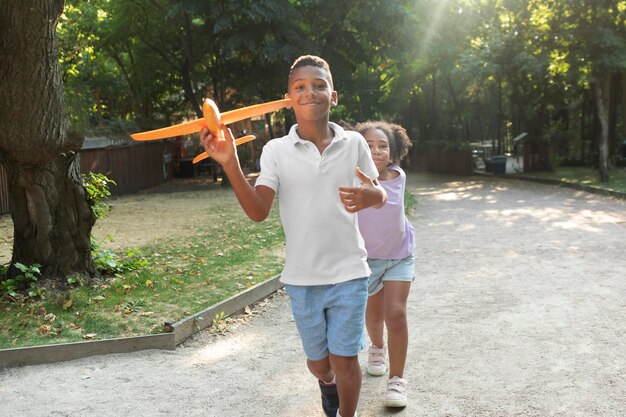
[430,70,438,140]
[0,0,97,281]
[623,72,626,138]
[446,75,468,142]
[608,74,619,159]
[495,75,503,155]
[593,74,611,182]
[181,11,202,118]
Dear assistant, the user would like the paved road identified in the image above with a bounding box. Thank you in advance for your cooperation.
[1,173,625,416]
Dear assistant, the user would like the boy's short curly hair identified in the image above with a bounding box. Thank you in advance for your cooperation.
[355,120,413,165]
[289,55,333,88]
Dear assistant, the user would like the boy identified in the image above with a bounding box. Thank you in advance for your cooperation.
[200,55,386,417]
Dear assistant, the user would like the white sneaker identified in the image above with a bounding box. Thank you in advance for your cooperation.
[384,376,407,407]
[366,344,386,376]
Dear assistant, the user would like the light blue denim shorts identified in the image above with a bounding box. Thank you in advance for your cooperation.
[285,277,368,360]
[367,254,415,296]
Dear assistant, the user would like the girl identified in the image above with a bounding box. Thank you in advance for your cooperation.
[355,120,415,408]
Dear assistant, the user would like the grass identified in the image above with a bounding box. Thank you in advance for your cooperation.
[0,197,285,349]
[405,190,417,213]
[1,185,420,350]
[511,165,626,194]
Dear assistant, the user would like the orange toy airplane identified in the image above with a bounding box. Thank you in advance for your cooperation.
[131,98,291,163]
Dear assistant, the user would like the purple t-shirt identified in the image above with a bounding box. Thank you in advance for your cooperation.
[357,166,415,260]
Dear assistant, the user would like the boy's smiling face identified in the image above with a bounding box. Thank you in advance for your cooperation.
[286,65,337,123]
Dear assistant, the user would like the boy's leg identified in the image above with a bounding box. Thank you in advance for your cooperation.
[284,283,340,416]
[309,357,339,417]
[307,356,334,383]
[326,277,368,417]
[329,353,361,417]
[383,281,411,378]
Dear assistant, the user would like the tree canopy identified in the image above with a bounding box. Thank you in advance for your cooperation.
[58,0,625,170]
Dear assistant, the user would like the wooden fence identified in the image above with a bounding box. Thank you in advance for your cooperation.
[0,141,174,215]
[409,147,473,176]
[80,141,174,195]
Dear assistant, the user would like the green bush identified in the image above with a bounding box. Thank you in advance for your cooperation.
[0,262,43,299]
[82,172,117,220]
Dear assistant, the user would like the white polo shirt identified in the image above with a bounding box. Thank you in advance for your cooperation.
[255,122,379,286]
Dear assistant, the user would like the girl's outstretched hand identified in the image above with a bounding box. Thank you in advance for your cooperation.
[339,168,387,213]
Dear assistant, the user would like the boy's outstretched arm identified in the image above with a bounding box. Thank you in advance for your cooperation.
[200,126,274,222]
[338,168,387,213]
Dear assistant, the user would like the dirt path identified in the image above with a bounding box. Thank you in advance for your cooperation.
[1,173,626,416]
[0,177,236,264]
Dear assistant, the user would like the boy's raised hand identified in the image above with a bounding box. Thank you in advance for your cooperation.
[199,125,238,168]
[339,168,387,213]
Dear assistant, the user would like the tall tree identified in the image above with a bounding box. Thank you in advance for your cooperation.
[0,0,97,281]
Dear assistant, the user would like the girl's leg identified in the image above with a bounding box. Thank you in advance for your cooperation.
[365,289,385,348]
[383,281,411,378]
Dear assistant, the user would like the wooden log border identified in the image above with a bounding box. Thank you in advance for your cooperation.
[474,171,626,200]
[508,176,626,200]
[0,275,282,368]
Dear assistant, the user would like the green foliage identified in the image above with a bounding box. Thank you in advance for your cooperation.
[0,197,285,349]
[82,171,148,276]
[91,236,149,275]
[56,1,626,174]
[56,0,417,130]
[210,311,228,334]
[66,274,87,287]
[82,172,116,219]
[404,191,416,216]
[0,263,43,299]
[514,166,626,194]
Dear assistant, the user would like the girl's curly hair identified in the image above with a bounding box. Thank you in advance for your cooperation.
[355,120,412,165]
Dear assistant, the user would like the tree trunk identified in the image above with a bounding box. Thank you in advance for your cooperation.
[0,0,97,281]
[430,69,438,140]
[181,11,202,118]
[446,76,468,142]
[495,76,503,155]
[623,72,626,138]
[608,74,619,160]
[593,74,611,182]
[580,89,588,163]
[8,154,97,279]
[181,57,202,118]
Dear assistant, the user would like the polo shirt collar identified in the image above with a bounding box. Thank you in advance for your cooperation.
[287,122,348,146]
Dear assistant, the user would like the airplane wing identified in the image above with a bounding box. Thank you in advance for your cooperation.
[191,135,257,164]
[130,118,205,141]
[221,98,291,125]
[130,98,291,142]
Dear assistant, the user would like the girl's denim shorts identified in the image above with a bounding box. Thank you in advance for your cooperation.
[367,253,415,296]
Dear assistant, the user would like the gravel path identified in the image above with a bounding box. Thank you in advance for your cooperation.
[1,173,625,417]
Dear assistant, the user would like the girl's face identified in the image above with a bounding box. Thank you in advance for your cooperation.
[364,128,391,174]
